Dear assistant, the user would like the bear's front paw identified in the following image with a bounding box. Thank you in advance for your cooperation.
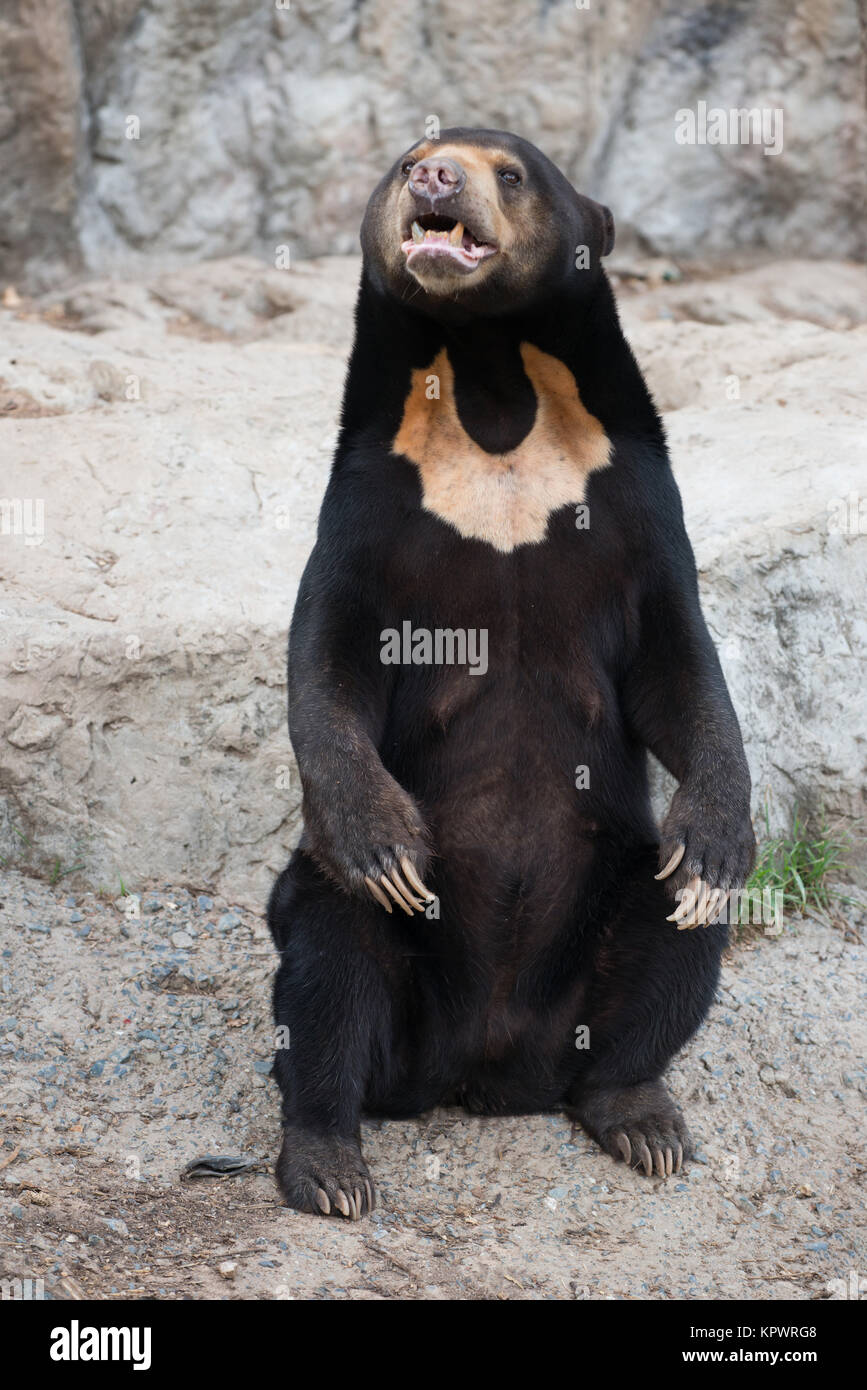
[361,844,436,917]
[656,785,755,929]
[306,782,435,916]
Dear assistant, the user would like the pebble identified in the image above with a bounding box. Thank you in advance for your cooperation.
[101,1218,130,1237]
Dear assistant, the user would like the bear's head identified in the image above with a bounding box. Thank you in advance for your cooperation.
[361,128,614,318]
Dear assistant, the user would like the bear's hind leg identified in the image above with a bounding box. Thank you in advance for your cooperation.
[269,857,396,1218]
[568,849,726,1179]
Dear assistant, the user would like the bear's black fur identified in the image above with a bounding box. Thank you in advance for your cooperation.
[268,129,754,1218]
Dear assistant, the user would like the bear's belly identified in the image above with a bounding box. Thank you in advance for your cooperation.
[388,675,649,927]
[376,687,651,1106]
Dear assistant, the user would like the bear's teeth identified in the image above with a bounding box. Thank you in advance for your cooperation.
[448,222,464,245]
[411,221,424,243]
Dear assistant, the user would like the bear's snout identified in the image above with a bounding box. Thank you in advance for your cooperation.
[408,155,466,205]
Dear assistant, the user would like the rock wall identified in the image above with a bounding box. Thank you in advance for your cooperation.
[1,0,864,289]
[1,256,865,905]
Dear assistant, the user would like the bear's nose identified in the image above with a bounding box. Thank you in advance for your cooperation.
[408,156,466,203]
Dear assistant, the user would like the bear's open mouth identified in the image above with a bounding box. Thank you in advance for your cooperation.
[401,213,497,270]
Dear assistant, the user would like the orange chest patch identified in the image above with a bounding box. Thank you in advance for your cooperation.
[392,343,612,552]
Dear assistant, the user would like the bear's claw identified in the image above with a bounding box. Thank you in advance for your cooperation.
[610,1128,685,1178]
[656,844,728,928]
[364,854,435,915]
[655,842,685,880]
[364,875,394,913]
[613,1131,684,1177]
[667,875,730,929]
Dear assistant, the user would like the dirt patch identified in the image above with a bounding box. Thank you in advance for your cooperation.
[0,870,863,1300]
[0,377,65,418]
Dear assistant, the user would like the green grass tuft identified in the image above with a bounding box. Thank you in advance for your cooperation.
[738,802,859,927]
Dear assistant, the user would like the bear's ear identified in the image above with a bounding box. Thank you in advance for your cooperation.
[598,203,615,258]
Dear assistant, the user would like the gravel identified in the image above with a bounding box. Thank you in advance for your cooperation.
[0,868,864,1300]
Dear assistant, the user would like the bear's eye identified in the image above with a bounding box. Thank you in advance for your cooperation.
[401,160,416,177]
[498,168,522,186]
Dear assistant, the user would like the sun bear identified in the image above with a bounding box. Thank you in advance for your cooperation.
[267,128,755,1219]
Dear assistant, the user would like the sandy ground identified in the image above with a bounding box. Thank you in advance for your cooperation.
[0,869,863,1301]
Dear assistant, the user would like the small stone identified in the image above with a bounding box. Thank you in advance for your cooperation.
[218,1260,237,1280]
